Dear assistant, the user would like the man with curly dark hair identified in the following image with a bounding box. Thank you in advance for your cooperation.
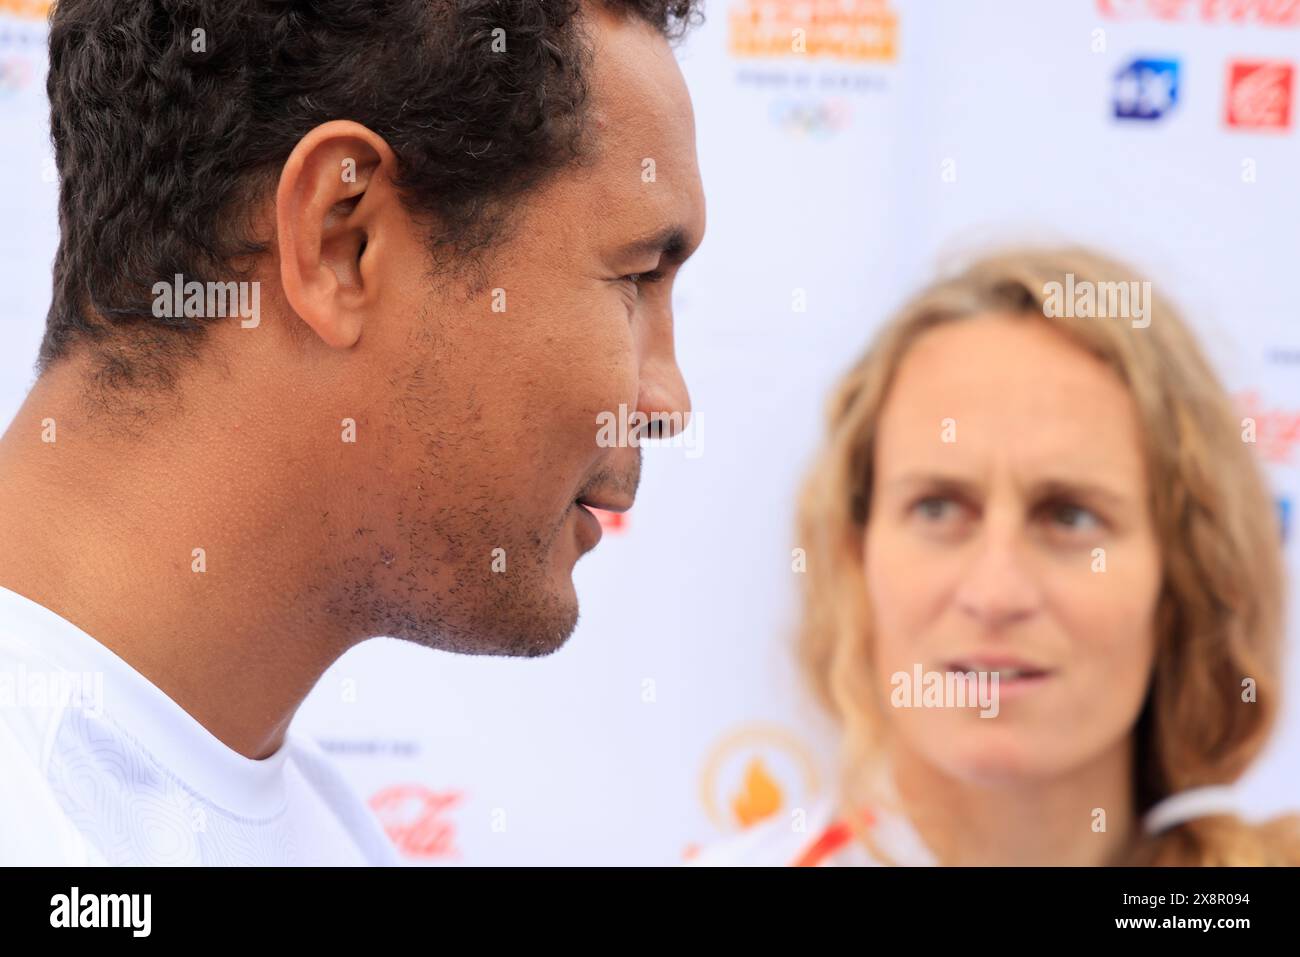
[0,0,705,865]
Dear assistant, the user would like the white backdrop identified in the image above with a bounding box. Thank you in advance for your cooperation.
[2,0,1297,864]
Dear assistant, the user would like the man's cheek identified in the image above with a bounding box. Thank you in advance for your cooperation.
[582,377,641,450]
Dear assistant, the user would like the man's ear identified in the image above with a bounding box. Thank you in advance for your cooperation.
[276,120,396,349]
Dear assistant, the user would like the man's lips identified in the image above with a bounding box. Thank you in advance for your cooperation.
[571,501,602,550]
[570,492,633,552]
[575,493,634,514]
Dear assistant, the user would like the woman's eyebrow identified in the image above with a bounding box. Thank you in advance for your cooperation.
[883,473,1133,509]
[884,473,981,499]
[1028,477,1132,510]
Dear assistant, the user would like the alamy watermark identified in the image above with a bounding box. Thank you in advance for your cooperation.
[50,887,151,937]
[152,274,260,328]
[1042,274,1151,329]
[595,404,704,458]
[890,665,1000,718]
[0,665,104,719]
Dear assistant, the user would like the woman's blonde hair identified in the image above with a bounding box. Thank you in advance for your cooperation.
[795,245,1299,865]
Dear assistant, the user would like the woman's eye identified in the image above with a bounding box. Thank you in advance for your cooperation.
[908,495,974,541]
[913,496,956,521]
[1046,502,1101,532]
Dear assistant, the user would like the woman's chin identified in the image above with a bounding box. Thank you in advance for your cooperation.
[923,735,1055,786]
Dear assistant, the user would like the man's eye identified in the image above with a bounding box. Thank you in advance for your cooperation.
[622,270,664,287]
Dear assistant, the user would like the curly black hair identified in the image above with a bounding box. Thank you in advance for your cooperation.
[41,0,702,386]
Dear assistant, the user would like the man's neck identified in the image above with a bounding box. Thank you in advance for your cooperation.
[0,364,355,759]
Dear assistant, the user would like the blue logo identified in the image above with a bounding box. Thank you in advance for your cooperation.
[1280,497,1292,544]
[1113,57,1180,120]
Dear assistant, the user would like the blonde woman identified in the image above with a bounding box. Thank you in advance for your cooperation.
[697,247,1299,866]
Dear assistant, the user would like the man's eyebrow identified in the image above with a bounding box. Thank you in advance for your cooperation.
[615,226,700,267]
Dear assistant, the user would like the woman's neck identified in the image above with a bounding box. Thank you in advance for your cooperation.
[887,741,1137,866]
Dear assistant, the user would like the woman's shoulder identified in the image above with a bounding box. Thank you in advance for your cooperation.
[687,798,863,867]
[687,796,938,867]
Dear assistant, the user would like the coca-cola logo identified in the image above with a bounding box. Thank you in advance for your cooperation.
[369,785,463,860]
[1238,391,1300,465]
[1098,0,1300,25]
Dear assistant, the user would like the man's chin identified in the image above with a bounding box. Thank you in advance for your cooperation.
[507,585,580,658]
[471,607,578,658]
[396,584,580,658]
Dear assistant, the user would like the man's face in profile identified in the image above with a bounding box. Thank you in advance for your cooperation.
[331,9,705,656]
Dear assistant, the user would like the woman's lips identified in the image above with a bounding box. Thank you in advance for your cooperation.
[942,658,1055,697]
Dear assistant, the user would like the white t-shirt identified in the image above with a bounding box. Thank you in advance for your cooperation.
[0,585,399,866]
[689,797,938,867]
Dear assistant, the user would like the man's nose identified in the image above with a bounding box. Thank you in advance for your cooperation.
[635,352,692,441]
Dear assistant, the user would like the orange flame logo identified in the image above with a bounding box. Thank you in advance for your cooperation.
[730,756,784,828]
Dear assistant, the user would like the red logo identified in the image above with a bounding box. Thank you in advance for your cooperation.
[369,785,463,860]
[1226,60,1294,129]
[1098,0,1300,26]
[1238,392,1300,465]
